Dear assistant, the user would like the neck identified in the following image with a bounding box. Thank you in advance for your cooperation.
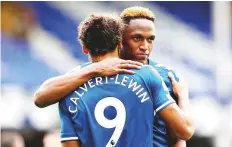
[145,59,149,65]
[90,49,119,62]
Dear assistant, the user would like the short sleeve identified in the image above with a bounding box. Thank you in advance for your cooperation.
[148,66,176,113]
[169,69,179,82]
[58,98,79,142]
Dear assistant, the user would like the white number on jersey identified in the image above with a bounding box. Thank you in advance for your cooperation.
[94,97,126,147]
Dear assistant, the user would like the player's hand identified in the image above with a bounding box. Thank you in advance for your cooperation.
[95,58,142,76]
[168,72,188,100]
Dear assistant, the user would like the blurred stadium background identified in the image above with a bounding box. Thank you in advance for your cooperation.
[1,1,232,147]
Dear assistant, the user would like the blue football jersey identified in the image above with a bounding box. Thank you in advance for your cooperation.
[59,63,175,147]
[149,59,180,147]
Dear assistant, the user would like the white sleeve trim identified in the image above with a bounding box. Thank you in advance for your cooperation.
[156,100,174,112]
[61,137,79,142]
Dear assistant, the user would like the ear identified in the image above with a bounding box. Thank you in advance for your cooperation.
[118,42,123,50]
[82,45,89,54]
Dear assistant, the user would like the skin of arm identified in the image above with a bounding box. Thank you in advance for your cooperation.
[34,58,142,108]
[159,72,194,142]
[34,63,99,108]
[150,66,194,141]
[159,103,194,141]
[168,72,190,147]
[62,140,81,147]
[172,140,186,147]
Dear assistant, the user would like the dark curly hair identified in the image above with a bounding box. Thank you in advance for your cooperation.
[78,13,124,57]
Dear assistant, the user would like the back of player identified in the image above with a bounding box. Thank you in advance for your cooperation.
[59,65,175,147]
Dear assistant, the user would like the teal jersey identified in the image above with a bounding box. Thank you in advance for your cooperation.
[59,63,175,147]
[149,59,179,147]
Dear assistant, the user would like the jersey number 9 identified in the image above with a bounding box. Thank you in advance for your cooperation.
[94,97,126,147]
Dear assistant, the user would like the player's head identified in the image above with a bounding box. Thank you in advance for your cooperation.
[78,13,123,62]
[120,6,156,64]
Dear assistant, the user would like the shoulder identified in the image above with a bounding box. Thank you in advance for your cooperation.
[66,65,82,74]
[149,59,172,71]
[149,59,179,80]
[66,62,91,74]
[138,64,158,75]
[136,65,162,83]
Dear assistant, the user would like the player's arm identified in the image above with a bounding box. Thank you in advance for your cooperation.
[150,67,194,141]
[168,72,189,113]
[58,95,80,147]
[159,103,194,140]
[168,72,189,147]
[34,58,142,108]
[62,140,81,147]
[172,139,186,147]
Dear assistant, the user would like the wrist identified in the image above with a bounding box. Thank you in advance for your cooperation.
[89,63,102,76]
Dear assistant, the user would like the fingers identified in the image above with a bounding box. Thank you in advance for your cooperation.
[168,72,177,85]
[179,78,188,89]
[98,58,142,76]
[119,60,142,69]
[115,60,142,74]
[126,60,143,66]
[117,69,135,74]
[121,60,143,66]
[119,63,141,69]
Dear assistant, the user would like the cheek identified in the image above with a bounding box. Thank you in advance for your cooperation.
[148,44,153,52]
[128,41,139,53]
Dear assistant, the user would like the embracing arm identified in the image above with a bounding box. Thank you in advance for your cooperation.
[34,63,98,108]
[159,103,194,141]
[62,140,81,147]
[34,58,142,108]
[168,72,191,147]
[150,66,194,141]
